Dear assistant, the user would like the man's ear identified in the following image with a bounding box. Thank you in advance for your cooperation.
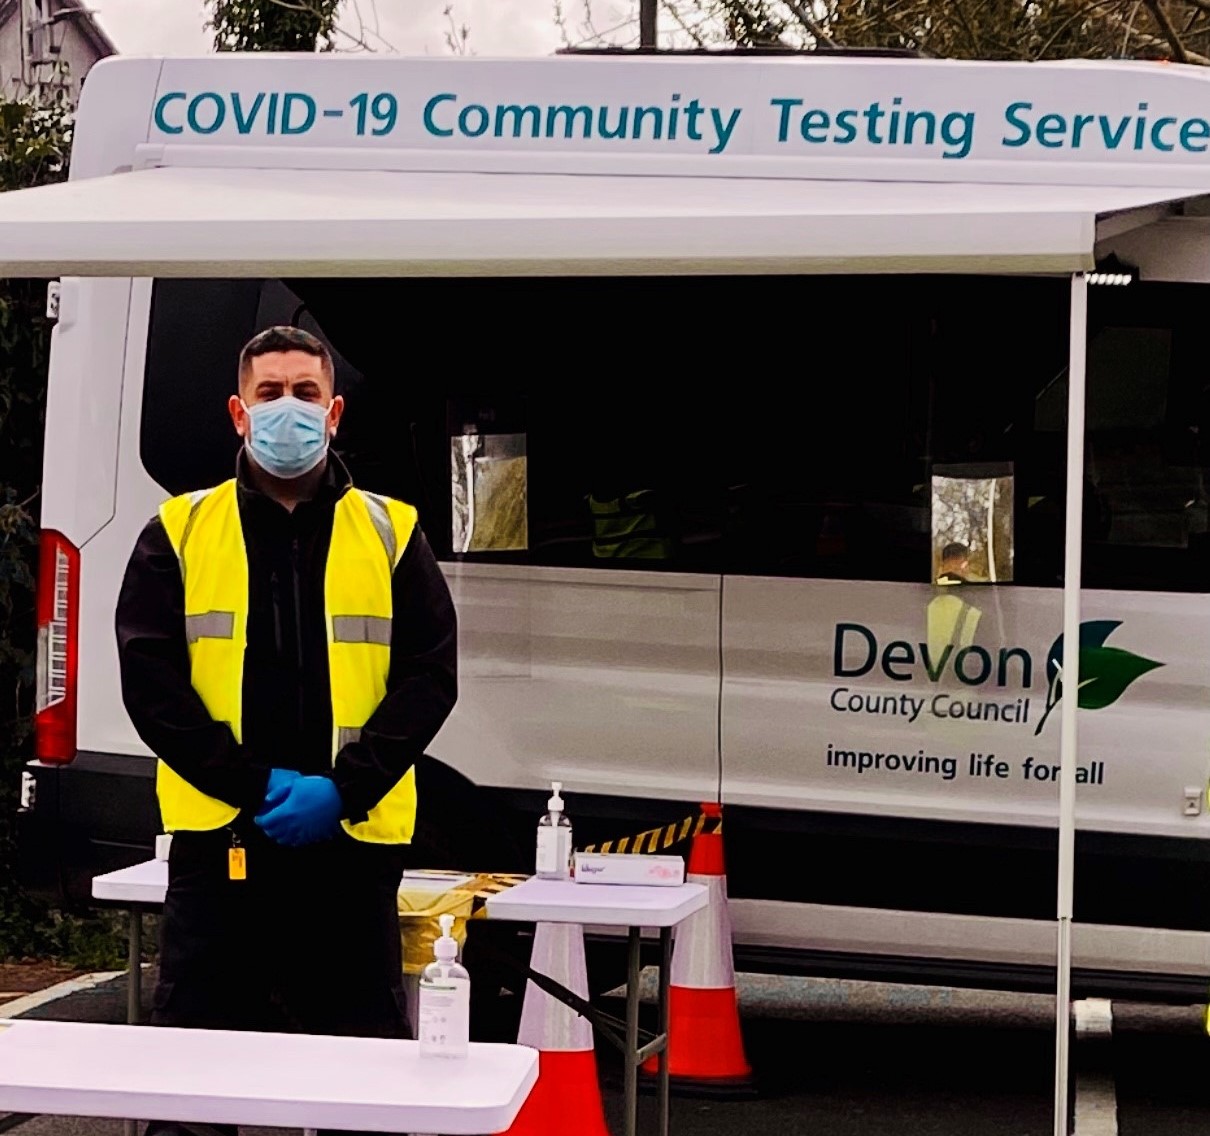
[229,395,249,438]
[328,395,346,436]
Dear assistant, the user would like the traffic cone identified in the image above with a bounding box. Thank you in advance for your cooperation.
[642,801,754,1095]
[501,922,611,1136]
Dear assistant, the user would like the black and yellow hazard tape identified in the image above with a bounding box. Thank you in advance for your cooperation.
[580,809,721,855]
[445,873,529,920]
[470,873,529,899]
[454,811,725,924]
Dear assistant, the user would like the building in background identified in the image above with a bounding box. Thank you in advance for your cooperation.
[0,0,116,102]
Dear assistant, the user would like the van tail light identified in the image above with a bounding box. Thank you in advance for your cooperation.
[35,530,80,764]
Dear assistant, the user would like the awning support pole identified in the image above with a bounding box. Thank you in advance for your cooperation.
[1054,271,1088,1136]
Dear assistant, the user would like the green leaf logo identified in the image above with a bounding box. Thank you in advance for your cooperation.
[1034,620,1162,736]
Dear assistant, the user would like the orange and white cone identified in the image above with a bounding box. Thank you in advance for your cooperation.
[642,802,754,1095]
[501,922,611,1136]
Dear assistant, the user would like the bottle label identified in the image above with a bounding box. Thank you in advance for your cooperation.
[536,825,573,876]
[418,975,469,1057]
[536,826,559,874]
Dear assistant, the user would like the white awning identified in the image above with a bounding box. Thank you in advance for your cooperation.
[0,164,1198,277]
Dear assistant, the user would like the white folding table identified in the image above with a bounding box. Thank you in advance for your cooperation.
[92,858,169,1027]
[87,860,480,1136]
[90,865,707,1134]
[90,860,474,1032]
[0,1018,537,1134]
[484,878,708,1136]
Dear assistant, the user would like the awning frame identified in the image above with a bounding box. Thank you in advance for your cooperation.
[0,161,1198,279]
[1053,273,1088,1136]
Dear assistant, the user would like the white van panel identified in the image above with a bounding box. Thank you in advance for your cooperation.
[433,564,720,801]
[723,576,1210,839]
[69,57,164,179]
[729,899,1210,977]
[40,279,131,547]
[73,281,167,759]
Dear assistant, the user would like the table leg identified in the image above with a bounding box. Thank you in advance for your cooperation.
[657,926,672,1136]
[128,909,142,1025]
[624,926,641,1136]
[125,908,143,1136]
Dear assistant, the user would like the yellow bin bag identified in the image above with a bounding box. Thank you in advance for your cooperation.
[396,871,529,975]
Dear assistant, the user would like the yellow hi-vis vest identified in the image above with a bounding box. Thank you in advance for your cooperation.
[156,478,419,844]
[587,489,673,560]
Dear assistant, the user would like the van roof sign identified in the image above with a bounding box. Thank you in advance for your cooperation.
[106,54,1210,187]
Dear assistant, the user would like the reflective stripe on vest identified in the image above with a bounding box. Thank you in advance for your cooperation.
[156,479,420,844]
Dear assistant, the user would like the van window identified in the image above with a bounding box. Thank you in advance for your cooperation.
[139,275,1208,593]
[1081,282,1210,593]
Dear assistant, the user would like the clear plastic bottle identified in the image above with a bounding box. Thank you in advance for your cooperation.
[535,780,573,880]
[417,913,470,1059]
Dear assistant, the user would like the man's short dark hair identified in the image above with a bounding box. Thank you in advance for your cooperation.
[941,541,970,562]
[238,325,334,387]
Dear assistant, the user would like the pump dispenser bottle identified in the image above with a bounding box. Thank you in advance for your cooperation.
[417,913,470,1058]
[535,781,573,879]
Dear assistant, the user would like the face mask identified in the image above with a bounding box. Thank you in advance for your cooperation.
[241,396,332,479]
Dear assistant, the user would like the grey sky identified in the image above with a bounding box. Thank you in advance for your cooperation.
[88,0,584,58]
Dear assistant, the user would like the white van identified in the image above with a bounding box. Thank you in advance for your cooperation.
[11,47,1210,998]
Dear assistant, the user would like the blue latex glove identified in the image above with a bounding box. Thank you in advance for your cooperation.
[255,775,343,847]
[257,768,302,819]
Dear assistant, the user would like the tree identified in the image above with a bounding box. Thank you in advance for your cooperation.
[205,0,404,53]
[561,0,1210,64]
[207,0,343,52]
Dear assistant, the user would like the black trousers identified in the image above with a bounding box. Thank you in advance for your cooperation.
[144,823,408,1136]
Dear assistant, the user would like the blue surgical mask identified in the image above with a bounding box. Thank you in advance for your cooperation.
[241,396,332,479]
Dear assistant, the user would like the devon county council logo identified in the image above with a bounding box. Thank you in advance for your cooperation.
[1034,620,1163,736]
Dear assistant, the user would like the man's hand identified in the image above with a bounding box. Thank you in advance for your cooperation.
[257,767,302,819]
[255,775,343,847]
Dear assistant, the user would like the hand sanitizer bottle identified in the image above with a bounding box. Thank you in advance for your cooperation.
[535,781,573,879]
[417,913,470,1058]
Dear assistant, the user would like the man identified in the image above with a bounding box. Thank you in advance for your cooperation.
[928,541,982,662]
[586,487,674,560]
[116,326,457,1136]
[936,540,973,585]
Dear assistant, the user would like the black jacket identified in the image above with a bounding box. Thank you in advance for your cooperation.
[115,452,458,826]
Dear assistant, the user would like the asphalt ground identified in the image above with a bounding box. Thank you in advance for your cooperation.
[3,969,1208,1136]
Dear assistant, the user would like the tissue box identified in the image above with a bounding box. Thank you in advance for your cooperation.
[573,852,685,886]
